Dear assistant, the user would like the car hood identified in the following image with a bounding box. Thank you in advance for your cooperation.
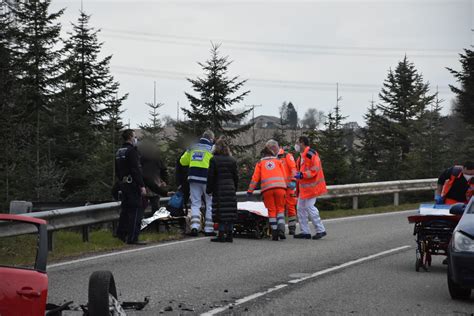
[456,213,474,237]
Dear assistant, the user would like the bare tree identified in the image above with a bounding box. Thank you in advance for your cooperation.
[301,108,326,130]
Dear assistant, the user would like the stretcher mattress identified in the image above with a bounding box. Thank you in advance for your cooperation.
[418,204,452,216]
[237,201,268,217]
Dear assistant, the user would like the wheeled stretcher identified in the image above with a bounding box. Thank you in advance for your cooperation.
[408,204,462,272]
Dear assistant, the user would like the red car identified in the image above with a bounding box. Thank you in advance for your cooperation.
[0,214,148,316]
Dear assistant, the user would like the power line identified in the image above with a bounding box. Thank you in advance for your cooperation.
[99,32,459,59]
[111,65,452,93]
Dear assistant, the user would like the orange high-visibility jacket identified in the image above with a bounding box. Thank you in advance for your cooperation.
[296,147,327,199]
[441,166,474,203]
[277,148,297,184]
[248,157,287,193]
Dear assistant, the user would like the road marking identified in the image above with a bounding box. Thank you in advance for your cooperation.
[201,245,411,316]
[47,238,203,269]
[47,210,415,269]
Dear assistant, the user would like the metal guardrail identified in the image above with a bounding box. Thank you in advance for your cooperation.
[1,179,437,246]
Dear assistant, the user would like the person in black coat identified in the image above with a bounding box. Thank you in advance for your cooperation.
[206,136,238,242]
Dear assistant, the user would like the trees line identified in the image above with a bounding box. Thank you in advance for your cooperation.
[1,0,472,211]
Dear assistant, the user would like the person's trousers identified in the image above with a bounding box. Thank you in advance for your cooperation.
[117,204,144,243]
[189,182,213,232]
[286,188,297,230]
[297,197,325,235]
[262,188,286,232]
[218,222,234,235]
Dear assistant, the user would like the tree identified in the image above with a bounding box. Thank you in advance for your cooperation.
[447,48,474,127]
[55,10,127,200]
[376,56,436,180]
[301,108,325,130]
[446,48,474,162]
[139,82,163,144]
[318,102,349,185]
[175,43,253,142]
[10,0,65,199]
[283,102,298,129]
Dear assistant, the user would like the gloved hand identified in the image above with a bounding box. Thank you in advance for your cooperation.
[434,194,444,205]
[295,172,303,180]
[288,181,297,190]
[246,191,253,197]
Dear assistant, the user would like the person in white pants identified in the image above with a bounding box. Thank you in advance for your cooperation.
[189,182,214,234]
[179,130,216,237]
[297,197,325,236]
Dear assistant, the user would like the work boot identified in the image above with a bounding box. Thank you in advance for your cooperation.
[210,232,225,242]
[312,231,327,240]
[288,226,296,235]
[293,233,311,239]
[272,230,279,241]
[225,234,233,243]
[278,229,286,240]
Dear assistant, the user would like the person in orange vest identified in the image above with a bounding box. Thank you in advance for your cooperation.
[435,161,474,205]
[265,140,298,235]
[293,136,328,240]
[247,146,287,241]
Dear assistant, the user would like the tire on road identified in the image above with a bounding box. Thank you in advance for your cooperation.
[88,270,118,316]
[447,268,471,300]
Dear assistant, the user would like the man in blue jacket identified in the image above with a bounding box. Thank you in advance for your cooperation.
[180,130,215,236]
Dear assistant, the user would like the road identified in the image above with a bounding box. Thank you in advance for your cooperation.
[47,210,474,315]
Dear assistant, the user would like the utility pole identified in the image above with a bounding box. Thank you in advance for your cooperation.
[246,104,262,157]
[177,101,180,122]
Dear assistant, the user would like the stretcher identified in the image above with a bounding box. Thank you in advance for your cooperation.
[233,202,269,239]
[408,204,462,272]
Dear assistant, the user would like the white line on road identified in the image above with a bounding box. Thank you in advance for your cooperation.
[47,210,415,269]
[201,245,411,316]
[47,238,203,269]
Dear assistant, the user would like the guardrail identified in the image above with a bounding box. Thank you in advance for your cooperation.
[1,178,437,249]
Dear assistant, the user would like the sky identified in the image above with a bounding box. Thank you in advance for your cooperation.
[50,0,474,127]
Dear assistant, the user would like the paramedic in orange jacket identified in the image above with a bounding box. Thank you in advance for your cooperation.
[294,136,328,240]
[265,140,298,235]
[247,146,287,241]
[435,161,474,205]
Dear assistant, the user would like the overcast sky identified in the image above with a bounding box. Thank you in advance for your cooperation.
[51,0,473,127]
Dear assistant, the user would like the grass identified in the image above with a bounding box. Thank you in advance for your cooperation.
[0,228,183,267]
[1,203,420,266]
[320,203,419,219]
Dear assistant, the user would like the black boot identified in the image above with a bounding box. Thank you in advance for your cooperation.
[288,226,296,235]
[225,234,233,243]
[278,229,286,240]
[272,230,279,241]
[211,232,225,242]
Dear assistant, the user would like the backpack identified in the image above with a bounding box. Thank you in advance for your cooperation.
[167,190,185,217]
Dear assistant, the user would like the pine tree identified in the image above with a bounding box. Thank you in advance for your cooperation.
[55,10,127,200]
[377,56,436,180]
[10,0,65,200]
[358,99,384,181]
[284,102,298,129]
[318,102,349,185]
[175,44,253,142]
[446,48,474,162]
[139,82,163,144]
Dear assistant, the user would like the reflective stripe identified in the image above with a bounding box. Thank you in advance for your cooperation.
[191,215,200,219]
[188,175,208,182]
[277,218,285,224]
[300,179,325,189]
[269,218,277,223]
[250,181,258,185]
[261,156,276,161]
[288,216,297,221]
[261,182,287,190]
[310,166,320,171]
[305,171,312,177]
[261,177,285,184]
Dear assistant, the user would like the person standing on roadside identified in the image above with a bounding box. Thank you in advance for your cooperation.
[115,129,147,245]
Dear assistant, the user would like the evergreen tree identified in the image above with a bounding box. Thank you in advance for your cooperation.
[358,99,384,181]
[175,44,253,142]
[318,102,349,185]
[139,82,163,144]
[55,10,127,200]
[376,56,436,180]
[10,0,65,200]
[284,102,298,129]
[446,48,474,161]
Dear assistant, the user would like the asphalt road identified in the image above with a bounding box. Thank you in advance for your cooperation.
[47,210,474,315]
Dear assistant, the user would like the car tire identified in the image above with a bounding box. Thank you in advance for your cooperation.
[88,270,118,316]
[448,268,471,300]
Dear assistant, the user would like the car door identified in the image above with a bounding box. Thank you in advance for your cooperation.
[0,214,48,316]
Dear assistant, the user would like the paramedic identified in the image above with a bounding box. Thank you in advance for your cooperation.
[435,161,474,205]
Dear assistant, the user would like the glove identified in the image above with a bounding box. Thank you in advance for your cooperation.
[295,172,303,180]
[288,181,297,190]
[434,194,444,205]
[246,191,253,197]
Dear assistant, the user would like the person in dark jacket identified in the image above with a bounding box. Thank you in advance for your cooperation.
[115,129,147,245]
[139,141,170,212]
[435,161,474,205]
[206,136,238,242]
